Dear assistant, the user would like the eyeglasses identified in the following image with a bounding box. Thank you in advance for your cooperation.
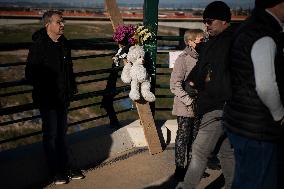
[203,19,215,25]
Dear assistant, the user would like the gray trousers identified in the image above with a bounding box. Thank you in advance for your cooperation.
[176,110,235,189]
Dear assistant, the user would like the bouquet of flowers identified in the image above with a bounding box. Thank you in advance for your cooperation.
[113,24,136,46]
[112,24,155,66]
[113,24,155,46]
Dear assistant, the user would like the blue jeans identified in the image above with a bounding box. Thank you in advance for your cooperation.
[226,130,278,189]
[177,110,235,189]
[40,107,70,175]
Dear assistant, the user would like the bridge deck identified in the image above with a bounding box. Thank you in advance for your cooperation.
[45,146,224,189]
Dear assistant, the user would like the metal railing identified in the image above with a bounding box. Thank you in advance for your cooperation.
[0,35,183,148]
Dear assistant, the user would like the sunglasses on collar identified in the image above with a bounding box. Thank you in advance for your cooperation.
[203,18,215,25]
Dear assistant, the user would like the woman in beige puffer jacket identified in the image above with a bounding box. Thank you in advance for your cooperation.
[170,29,204,181]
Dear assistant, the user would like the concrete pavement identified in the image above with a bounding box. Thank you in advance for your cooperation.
[45,146,224,189]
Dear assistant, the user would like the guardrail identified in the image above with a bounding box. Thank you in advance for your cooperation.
[0,35,183,149]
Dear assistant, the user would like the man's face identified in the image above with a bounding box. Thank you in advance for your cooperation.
[274,2,284,22]
[203,19,226,37]
[46,14,64,36]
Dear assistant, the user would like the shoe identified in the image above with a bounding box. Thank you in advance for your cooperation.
[54,174,69,185]
[68,169,85,180]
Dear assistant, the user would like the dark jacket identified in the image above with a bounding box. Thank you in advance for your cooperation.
[223,8,284,142]
[25,28,77,108]
[188,26,234,116]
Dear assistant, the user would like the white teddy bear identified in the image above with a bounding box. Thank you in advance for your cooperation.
[121,45,156,102]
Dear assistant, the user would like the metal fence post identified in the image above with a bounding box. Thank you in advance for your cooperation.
[143,0,159,116]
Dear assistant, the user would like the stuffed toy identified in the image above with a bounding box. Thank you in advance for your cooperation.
[121,45,156,102]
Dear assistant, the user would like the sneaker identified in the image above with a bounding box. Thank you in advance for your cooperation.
[54,174,69,185]
[68,170,85,180]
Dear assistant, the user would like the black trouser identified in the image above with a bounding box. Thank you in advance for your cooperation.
[40,106,70,175]
[175,116,198,167]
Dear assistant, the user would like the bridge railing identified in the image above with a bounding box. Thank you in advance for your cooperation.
[0,35,184,150]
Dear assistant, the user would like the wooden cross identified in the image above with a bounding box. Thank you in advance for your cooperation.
[104,0,163,155]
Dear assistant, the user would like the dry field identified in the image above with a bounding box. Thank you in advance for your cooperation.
[0,23,176,151]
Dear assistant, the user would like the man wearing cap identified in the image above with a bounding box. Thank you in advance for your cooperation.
[176,1,235,188]
[223,0,284,188]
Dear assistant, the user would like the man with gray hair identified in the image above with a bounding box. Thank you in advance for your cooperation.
[25,10,84,185]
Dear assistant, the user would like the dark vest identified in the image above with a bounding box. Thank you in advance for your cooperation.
[224,8,284,142]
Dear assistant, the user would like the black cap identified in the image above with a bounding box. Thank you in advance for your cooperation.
[255,0,284,8]
[203,1,231,22]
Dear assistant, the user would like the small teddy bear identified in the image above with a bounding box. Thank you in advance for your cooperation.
[121,45,156,102]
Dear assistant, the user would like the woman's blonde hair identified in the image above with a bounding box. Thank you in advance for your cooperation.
[184,29,204,45]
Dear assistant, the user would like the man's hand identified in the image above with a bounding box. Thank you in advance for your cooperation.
[184,81,198,97]
[277,115,284,126]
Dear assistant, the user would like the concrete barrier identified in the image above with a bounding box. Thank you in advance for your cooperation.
[126,119,178,147]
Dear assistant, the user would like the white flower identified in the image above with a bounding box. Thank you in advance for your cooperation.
[137,26,144,32]
[139,30,146,35]
[143,34,151,41]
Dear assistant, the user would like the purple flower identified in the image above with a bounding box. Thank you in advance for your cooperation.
[113,25,136,45]
[128,37,135,45]
[113,24,154,46]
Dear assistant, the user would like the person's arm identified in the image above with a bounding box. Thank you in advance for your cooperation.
[170,57,193,106]
[25,43,41,85]
[251,36,284,122]
[186,63,198,86]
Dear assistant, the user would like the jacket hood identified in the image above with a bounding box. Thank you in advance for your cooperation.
[32,28,67,42]
[32,28,47,42]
